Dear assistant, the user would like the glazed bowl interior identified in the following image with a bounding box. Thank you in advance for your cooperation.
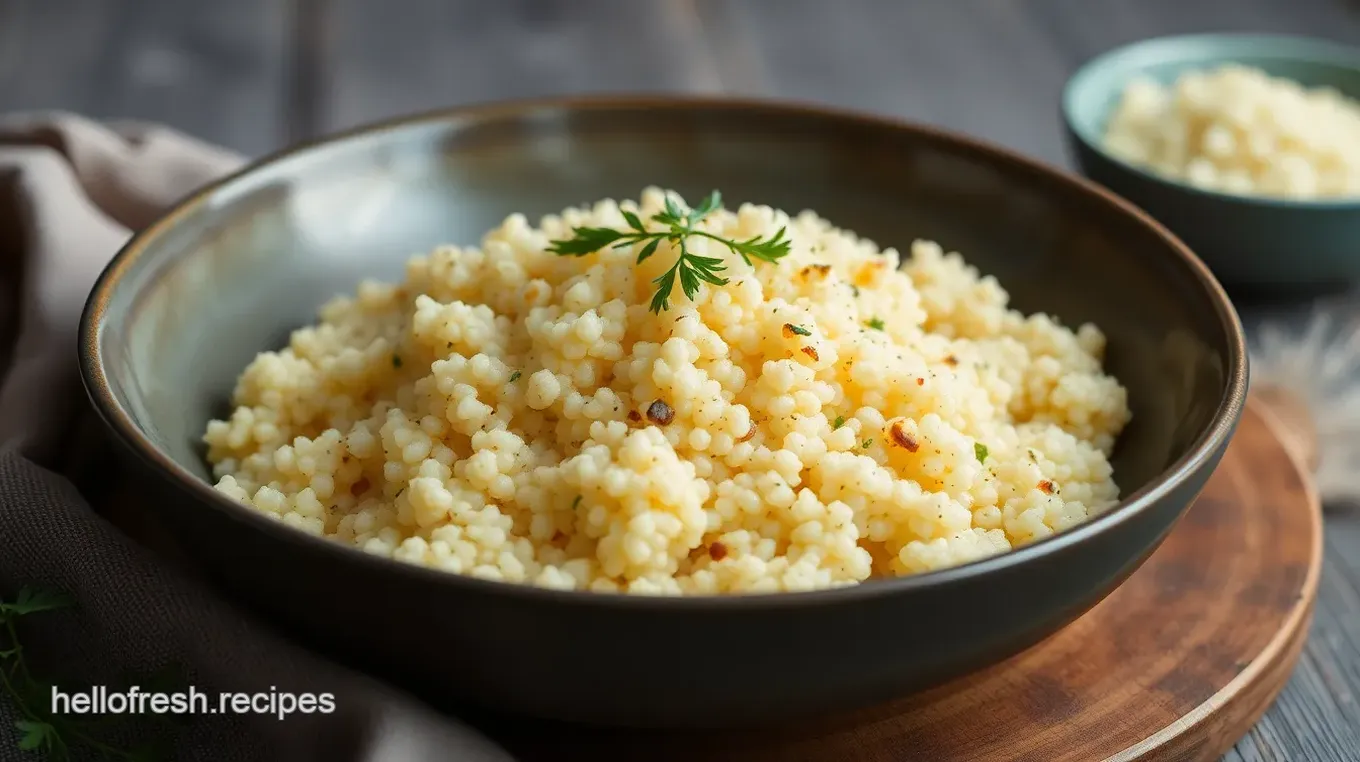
[92,101,1236,498]
[81,99,1247,727]
[1062,33,1360,293]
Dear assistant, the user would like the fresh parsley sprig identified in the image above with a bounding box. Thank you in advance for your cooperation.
[547,190,792,313]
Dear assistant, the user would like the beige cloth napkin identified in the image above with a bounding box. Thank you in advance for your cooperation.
[0,113,515,762]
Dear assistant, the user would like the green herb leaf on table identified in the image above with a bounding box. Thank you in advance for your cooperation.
[14,720,56,752]
[0,587,71,618]
[1,587,171,761]
[547,190,792,314]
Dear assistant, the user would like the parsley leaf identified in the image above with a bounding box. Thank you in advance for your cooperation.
[548,190,791,314]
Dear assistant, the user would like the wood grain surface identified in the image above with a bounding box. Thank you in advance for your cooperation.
[3,1,1360,759]
[473,399,1320,762]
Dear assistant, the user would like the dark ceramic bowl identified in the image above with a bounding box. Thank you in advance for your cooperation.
[1062,33,1360,297]
[79,98,1248,729]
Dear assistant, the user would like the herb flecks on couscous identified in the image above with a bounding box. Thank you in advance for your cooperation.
[203,188,1131,595]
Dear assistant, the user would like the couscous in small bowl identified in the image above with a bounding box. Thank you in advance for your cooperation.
[79,98,1247,728]
[1063,33,1360,298]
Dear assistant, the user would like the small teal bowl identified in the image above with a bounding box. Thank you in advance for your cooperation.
[1062,33,1360,296]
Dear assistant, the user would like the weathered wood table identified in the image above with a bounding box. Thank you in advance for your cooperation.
[4,0,1359,759]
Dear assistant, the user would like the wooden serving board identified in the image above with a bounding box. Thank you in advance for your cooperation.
[497,397,1323,762]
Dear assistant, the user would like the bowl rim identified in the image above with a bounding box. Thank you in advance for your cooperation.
[1061,31,1360,210]
[78,94,1250,611]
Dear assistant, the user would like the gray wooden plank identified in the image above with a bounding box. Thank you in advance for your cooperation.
[1033,0,1360,65]
[694,0,1073,167]
[1223,554,1360,760]
[286,0,330,144]
[318,0,722,134]
[1311,530,1360,720]
[0,0,289,157]
[695,0,1360,169]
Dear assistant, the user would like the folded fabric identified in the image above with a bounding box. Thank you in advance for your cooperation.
[0,113,515,762]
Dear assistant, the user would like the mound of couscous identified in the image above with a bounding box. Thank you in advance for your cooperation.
[203,188,1131,595]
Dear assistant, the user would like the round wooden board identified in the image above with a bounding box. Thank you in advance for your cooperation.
[497,397,1323,762]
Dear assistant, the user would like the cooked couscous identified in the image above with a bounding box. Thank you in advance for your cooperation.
[203,188,1131,595]
[1103,64,1360,199]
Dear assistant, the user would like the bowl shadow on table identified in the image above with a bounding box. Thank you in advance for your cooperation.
[86,100,1242,728]
[1062,33,1360,301]
[434,657,1059,761]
